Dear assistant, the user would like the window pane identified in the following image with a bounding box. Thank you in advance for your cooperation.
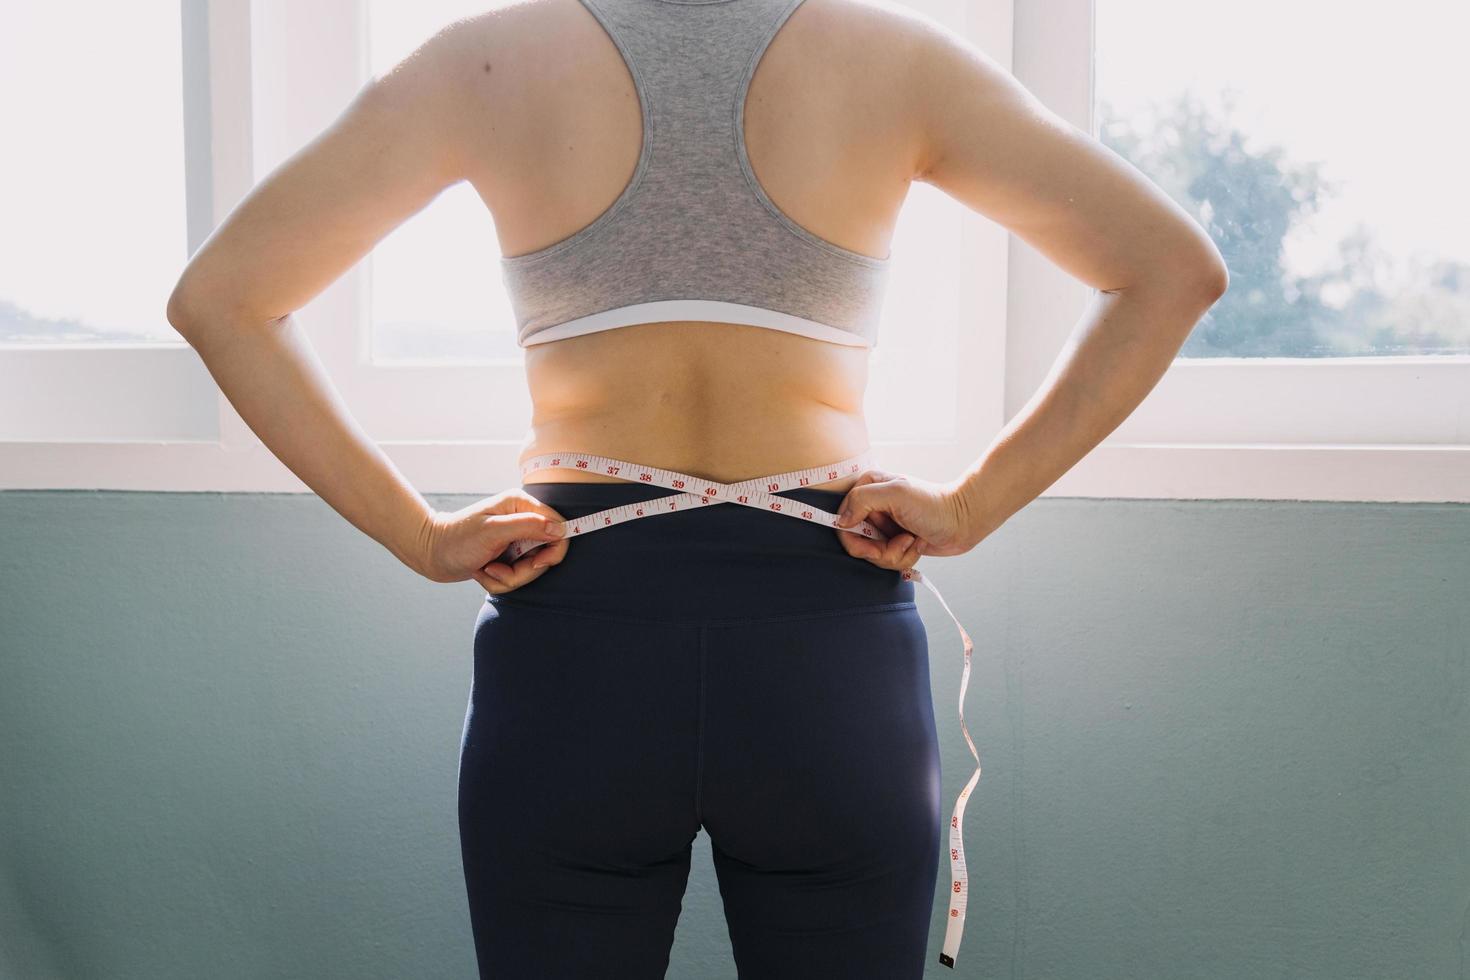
[367,1,519,363]
[0,3,187,345]
[1096,0,1470,357]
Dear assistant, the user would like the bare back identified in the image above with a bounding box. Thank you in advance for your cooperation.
[457,0,929,491]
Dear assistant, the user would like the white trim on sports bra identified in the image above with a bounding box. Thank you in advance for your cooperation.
[518,299,874,348]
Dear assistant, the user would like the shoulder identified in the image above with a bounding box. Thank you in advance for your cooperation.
[367,0,595,87]
[787,0,938,63]
[360,0,600,163]
[787,0,978,127]
[775,0,958,179]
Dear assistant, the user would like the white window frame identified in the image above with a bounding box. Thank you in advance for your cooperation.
[2,0,1464,502]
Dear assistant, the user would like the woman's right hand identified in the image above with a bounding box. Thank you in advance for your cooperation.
[833,468,982,572]
[419,488,570,594]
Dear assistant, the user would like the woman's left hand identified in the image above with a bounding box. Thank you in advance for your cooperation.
[833,468,977,572]
[417,489,568,593]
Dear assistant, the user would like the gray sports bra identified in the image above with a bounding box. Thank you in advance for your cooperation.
[500,0,892,350]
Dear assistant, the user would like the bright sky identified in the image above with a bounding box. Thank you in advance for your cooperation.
[1,0,1463,341]
[1096,0,1470,281]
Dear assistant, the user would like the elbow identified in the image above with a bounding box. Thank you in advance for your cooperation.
[167,272,257,342]
[1159,224,1230,303]
[1194,256,1229,302]
[1104,233,1230,303]
[165,288,192,340]
[1186,230,1230,301]
[1152,251,1228,307]
[166,275,208,343]
[1107,258,1228,306]
[168,266,287,341]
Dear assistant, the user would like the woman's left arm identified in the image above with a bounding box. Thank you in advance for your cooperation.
[166,21,485,578]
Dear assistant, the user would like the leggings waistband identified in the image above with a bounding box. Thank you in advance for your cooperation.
[493,481,915,623]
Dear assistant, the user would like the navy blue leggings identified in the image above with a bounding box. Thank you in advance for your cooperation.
[457,481,942,978]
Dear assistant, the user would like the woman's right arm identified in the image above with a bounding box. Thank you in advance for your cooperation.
[904,14,1229,546]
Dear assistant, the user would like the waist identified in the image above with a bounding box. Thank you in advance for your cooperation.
[520,323,870,486]
[494,481,915,624]
[518,428,872,495]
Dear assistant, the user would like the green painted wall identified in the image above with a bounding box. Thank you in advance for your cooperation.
[2,492,1466,979]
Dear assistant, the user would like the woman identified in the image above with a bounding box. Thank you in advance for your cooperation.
[167,0,1227,975]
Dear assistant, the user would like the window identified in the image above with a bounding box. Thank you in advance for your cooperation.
[1096,0,1470,359]
[1009,0,1468,500]
[3,0,1462,502]
[0,3,187,345]
[0,0,220,449]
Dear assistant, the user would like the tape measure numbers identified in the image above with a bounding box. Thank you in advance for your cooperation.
[502,450,981,969]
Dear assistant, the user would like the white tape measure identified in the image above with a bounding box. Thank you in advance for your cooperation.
[503,450,981,969]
